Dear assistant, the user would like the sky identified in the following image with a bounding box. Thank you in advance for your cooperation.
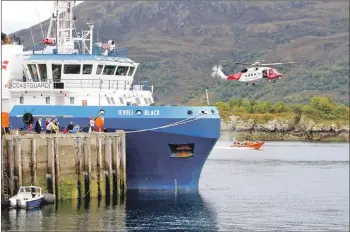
[2,1,83,34]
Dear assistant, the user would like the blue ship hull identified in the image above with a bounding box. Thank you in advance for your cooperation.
[9,106,221,191]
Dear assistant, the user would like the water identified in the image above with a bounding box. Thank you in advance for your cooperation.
[2,134,349,231]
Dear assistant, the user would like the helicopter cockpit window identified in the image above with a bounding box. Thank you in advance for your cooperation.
[241,68,248,73]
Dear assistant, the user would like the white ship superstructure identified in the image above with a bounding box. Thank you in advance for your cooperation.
[1,1,154,117]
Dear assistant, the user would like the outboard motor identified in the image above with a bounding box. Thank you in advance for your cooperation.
[22,113,34,125]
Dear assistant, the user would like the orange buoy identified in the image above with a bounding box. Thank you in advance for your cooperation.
[95,117,104,132]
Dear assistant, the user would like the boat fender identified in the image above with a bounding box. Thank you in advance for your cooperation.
[42,193,55,204]
[23,113,33,125]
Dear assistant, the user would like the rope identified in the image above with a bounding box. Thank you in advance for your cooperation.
[29,27,35,48]
[83,113,209,134]
[35,4,45,39]
[82,189,90,199]
[125,114,209,134]
[4,172,15,194]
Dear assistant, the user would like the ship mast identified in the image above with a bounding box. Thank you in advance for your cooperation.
[45,1,94,55]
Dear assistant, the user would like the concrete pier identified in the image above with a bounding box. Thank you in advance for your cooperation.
[1,132,126,202]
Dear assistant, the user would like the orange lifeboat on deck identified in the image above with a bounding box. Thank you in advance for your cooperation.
[231,140,265,150]
[42,38,55,45]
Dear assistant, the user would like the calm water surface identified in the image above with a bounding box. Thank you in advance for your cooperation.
[2,133,349,231]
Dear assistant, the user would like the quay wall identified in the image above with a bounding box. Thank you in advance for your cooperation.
[1,132,126,202]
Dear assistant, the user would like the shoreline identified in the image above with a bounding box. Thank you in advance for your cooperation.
[220,130,349,142]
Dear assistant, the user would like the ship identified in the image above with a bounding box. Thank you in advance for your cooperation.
[1,1,221,191]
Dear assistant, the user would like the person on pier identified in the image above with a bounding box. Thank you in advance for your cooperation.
[34,118,42,134]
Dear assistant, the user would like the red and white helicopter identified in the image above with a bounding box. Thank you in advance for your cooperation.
[211,60,295,86]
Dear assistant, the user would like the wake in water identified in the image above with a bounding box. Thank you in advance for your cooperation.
[214,146,258,150]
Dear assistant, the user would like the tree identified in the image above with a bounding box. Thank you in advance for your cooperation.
[310,96,334,111]
[273,102,286,113]
[248,100,256,113]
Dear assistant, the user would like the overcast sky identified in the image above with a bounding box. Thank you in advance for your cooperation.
[2,1,83,34]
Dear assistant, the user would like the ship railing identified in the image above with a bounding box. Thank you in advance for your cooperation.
[8,79,153,92]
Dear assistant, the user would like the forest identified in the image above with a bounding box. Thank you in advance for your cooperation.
[215,95,350,124]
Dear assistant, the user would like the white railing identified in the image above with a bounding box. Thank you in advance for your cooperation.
[8,79,153,92]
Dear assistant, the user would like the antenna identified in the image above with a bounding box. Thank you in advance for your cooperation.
[205,89,210,105]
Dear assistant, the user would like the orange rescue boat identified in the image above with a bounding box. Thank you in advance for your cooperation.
[231,140,265,150]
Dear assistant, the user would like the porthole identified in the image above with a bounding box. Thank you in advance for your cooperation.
[100,109,105,115]
[211,109,215,114]
[136,110,142,116]
[187,110,193,115]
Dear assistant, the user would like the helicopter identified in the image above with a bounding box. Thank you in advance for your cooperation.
[211,60,295,86]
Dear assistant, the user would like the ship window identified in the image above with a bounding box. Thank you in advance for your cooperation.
[148,98,153,103]
[116,66,129,76]
[52,64,62,82]
[106,97,111,104]
[136,98,141,105]
[119,97,124,104]
[38,64,48,82]
[28,64,39,82]
[144,98,148,104]
[110,97,116,104]
[82,64,93,74]
[64,64,81,74]
[46,97,50,104]
[70,97,74,104]
[96,65,103,74]
[20,96,24,104]
[103,65,116,75]
[128,67,135,76]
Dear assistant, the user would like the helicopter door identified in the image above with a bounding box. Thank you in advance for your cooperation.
[262,69,268,79]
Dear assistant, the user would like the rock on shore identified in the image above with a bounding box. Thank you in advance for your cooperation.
[221,115,349,142]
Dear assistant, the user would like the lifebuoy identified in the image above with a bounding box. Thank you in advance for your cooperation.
[23,113,34,125]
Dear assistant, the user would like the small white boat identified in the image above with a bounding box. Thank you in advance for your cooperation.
[9,186,44,209]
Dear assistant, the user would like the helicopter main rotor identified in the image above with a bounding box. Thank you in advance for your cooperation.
[232,61,296,67]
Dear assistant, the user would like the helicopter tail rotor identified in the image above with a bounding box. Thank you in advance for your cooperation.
[211,65,226,79]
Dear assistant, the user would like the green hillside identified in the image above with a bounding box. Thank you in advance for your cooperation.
[10,1,349,105]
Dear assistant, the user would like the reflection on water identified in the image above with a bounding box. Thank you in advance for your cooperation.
[126,191,217,231]
[1,191,217,231]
